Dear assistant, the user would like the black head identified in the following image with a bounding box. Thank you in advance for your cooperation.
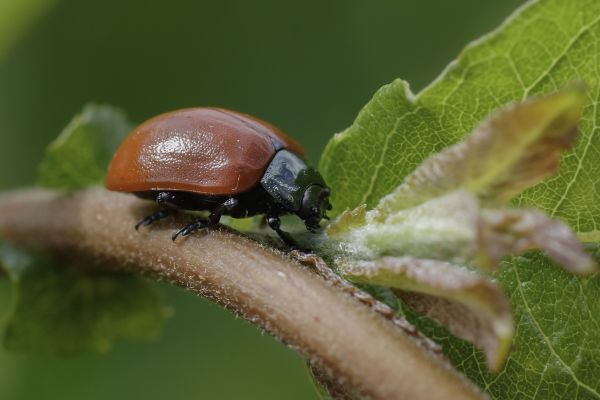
[260,150,332,232]
[297,185,332,232]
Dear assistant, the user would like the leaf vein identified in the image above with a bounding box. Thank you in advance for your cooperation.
[511,257,600,398]
[358,116,402,206]
[550,85,599,217]
[522,13,600,99]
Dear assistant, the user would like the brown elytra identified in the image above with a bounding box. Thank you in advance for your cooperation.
[105,108,305,195]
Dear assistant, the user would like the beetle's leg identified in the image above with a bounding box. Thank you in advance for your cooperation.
[266,214,298,248]
[208,198,239,225]
[135,209,176,230]
[172,198,239,241]
[171,219,208,241]
[135,192,179,230]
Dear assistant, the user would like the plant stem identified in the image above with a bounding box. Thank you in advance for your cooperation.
[0,188,485,400]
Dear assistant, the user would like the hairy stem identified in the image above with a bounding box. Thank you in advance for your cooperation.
[0,188,485,400]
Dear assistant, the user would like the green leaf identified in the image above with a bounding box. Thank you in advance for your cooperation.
[0,243,169,355]
[38,104,133,189]
[478,208,595,275]
[320,0,600,397]
[330,189,595,275]
[410,249,600,399]
[6,106,172,355]
[320,79,427,217]
[221,216,260,232]
[330,190,480,262]
[374,87,585,216]
[320,0,600,235]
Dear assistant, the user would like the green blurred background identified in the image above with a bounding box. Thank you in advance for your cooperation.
[0,1,522,398]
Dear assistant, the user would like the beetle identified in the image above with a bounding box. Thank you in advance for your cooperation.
[105,107,331,246]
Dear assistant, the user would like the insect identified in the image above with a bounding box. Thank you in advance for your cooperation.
[105,107,331,246]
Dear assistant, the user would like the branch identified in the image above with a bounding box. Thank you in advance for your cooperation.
[0,188,485,400]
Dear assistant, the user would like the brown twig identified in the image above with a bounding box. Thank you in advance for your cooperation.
[0,187,485,400]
